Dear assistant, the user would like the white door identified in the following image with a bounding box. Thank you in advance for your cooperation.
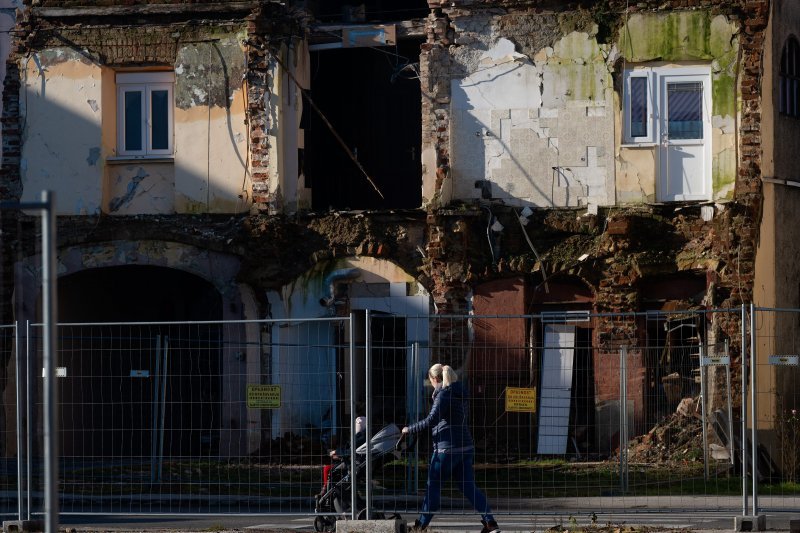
[537,324,575,455]
[658,70,712,201]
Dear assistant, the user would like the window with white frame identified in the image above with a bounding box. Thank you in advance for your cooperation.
[623,66,710,145]
[780,37,800,117]
[116,71,175,157]
[623,69,654,143]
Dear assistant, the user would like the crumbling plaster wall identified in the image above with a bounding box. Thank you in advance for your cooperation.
[447,11,614,209]
[616,12,739,202]
[16,25,250,215]
[20,49,104,214]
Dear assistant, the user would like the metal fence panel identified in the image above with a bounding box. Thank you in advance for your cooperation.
[366,310,745,521]
[10,308,751,520]
[25,318,348,515]
[751,307,800,514]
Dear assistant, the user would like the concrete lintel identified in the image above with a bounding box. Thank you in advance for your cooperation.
[335,518,405,533]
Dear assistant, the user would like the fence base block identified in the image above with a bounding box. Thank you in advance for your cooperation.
[734,515,766,531]
[335,519,405,533]
[2,520,43,533]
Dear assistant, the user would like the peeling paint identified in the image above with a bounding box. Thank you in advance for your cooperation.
[87,99,99,113]
[174,35,246,110]
[108,167,149,212]
[86,147,100,166]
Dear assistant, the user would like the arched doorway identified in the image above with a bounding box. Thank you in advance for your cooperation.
[56,265,223,459]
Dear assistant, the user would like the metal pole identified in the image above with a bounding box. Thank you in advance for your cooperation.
[364,309,372,520]
[150,335,162,483]
[700,345,709,481]
[14,321,22,520]
[750,303,758,517]
[25,320,32,521]
[157,336,169,482]
[725,339,734,465]
[41,190,59,533]
[620,346,628,492]
[349,312,356,521]
[741,303,748,517]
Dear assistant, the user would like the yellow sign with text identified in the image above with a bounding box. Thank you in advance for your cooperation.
[247,385,281,409]
[505,387,537,413]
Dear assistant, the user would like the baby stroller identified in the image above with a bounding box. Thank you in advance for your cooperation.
[314,423,407,532]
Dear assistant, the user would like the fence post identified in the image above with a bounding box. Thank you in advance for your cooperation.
[741,304,748,516]
[750,303,758,517]
[619,345,628,493]
[700,344,709,481]
[41,190,59,533]
[365,309,372,520]
[25,321,31,521]
[725,339,734,466]
[14,322,22,521]
[349,312,357,521]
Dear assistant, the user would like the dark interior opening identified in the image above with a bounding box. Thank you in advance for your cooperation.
[308,1,429,23]
[370,313,406,428]
[55,265,223,462]
[305,40,423,210]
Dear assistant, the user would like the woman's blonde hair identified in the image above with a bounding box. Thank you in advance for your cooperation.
[428,363,458,387]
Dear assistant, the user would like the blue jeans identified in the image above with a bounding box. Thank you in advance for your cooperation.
[418,450,495,528]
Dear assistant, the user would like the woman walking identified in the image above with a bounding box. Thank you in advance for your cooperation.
[402,364,500,533]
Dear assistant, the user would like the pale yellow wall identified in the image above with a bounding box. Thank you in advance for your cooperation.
[22,36,251,215]
[173,88,249,214]
[20,51,104,215]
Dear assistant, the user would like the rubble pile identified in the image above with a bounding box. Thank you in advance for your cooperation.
[625,397,706,464]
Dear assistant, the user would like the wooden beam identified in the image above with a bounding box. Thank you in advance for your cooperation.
[32,1,265,18]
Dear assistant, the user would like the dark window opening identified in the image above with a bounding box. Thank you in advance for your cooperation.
[55,265,223,461]
[305,41,423,210]
[308,0,429,23]
[780,36,800,117]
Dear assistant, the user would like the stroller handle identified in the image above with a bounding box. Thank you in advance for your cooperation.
[395,432,407,452]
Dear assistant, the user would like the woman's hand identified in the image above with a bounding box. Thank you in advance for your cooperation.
[402,426,410,435]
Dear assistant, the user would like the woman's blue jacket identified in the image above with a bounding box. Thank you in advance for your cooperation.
[407,381,474,451]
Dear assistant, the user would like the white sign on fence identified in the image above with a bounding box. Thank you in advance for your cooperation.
[769,355,799,366]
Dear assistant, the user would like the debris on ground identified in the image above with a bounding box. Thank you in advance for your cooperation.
[624,396,707,464]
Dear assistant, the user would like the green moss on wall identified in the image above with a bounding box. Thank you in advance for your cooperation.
[712,73,736,118]
[619,12,737,62]
[712,149,736,199]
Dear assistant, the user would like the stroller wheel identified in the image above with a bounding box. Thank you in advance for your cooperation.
[314,515,336,532]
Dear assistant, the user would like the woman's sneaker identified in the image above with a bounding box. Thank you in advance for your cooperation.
[480,520,501,533]
[409,519,427,531]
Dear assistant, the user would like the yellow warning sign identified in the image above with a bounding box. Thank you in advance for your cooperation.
[505,387,537,413]
[247,385,281,409]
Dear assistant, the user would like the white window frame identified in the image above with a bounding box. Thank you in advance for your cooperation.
[623,66,712,144]
[116,71,175,157]
[623,69,655,144]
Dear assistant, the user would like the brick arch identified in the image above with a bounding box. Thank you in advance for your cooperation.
[13,240,244,324]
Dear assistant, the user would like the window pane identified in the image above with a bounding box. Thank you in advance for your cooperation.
[630,77,648,138]
[667,82,703,140]
[151,89,169,150]
[124,91,143,151]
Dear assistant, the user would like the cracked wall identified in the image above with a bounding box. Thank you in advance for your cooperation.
[19,32,250,215]
[449,19,614,209]
[615,12,739,203]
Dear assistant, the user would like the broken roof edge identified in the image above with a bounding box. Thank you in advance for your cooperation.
[309,19,427,44]
[29,1,276,18]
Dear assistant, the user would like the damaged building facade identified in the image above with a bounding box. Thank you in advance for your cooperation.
[0,0,797,462]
